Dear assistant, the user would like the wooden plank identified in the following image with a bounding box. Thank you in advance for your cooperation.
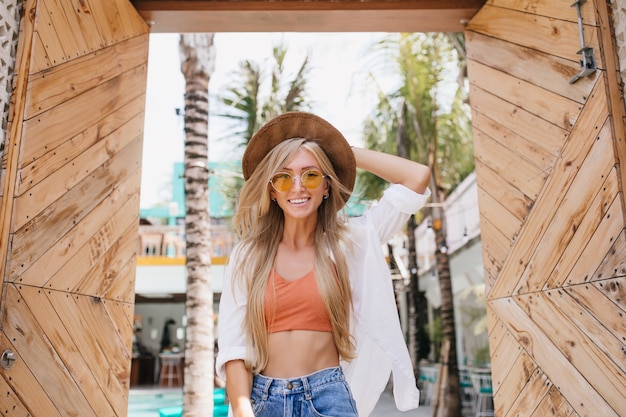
[102,297,135,370]
[74,219,139,296]
[45,290,129,414]
[135,2,481,33]
[538,290,626,414]
[562,283,626,374]
[0,366,34,416]
[486,315,508,354]
[469,60,582,131]
[42,192,140,290]
[531,385,574,417]
[66,0,105,52]
[550,184,623,288]
[113,0,138,39]
[8,137,143,279]
[474,128,547,201]
[14,106,142,214]
[484,268,496,295]
[469,85,567,157]
[116,0,151,33]
[3,285,98,417]
[17,108,145,194]
[515,120,615,294]
[44,0,90,57]
[593,0,626,235]
[472,111,556,174]
[0,0,36,284]
[593,277,626,313]
[467,4,602,67]
[20,62,147,164]
[71,291,132,384]
[474,159,532,222]
[25,34,148,118]
[490,78,609,298]
[13,167,141,284]
[104,254,138,303]
[490,297,618,417]
[17,285,117,415]
[34,0,68,68]
[591,231,626,283]
[487,0,596,25]
[490,329,527,396]
[477,184,523,242]
[29,31,53,73]
[86,0,121,46]
[466,31,597,104]
[501,364,546,417]
[42,0,86,60]
[13,117,142,230]
[0,333,64,417]
[494,349,535,414]
[478,214,508,280]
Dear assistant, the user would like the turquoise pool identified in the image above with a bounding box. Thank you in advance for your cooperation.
[128,389,183,417]
[128,388,229,417]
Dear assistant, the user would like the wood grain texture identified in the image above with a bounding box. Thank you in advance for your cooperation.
[0,1,149,416]
[467,0,625,415]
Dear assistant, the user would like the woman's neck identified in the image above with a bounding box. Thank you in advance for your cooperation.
[281,218,316,250]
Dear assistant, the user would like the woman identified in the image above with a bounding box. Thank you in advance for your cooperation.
[217,112,431,417]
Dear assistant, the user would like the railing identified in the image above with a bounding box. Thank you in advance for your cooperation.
[138,225,238,259]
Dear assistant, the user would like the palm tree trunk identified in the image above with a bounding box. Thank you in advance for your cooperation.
[434,228,461,417]
[406,215,430,374]
[397,102,429,379]
[179,33,215,417]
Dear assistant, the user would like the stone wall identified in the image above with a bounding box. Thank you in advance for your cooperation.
[0,0,21,159]
[611,0,626,106]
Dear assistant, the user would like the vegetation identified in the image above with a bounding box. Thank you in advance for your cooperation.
[358,32,473,417]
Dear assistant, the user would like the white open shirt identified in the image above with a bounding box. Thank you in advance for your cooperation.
[217,184,431,416]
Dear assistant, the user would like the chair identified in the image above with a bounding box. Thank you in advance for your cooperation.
[470,372,494,417]
[158,353,184,387]
[162,232,185,257]
[140,233,164,256]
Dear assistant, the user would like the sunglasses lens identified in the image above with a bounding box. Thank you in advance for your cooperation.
[301,170,323,189]
[270,170,324,192]
[271,173,292,192]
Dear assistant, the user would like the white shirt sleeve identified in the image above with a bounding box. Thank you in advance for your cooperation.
[362,184,431,244]
[215,246,249,380]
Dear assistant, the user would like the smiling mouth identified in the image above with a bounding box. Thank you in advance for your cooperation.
[289,198,310,204]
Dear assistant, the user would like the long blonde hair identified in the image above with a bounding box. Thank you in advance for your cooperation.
[232,138,356,373]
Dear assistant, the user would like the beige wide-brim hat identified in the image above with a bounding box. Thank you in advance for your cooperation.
[242,112,356,205]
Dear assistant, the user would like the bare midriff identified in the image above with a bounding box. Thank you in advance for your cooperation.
[261,330,339,378]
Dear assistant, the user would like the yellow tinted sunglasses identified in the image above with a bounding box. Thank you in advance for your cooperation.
[270,170,326,192]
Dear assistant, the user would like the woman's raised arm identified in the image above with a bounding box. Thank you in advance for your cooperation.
[351,147,431,194]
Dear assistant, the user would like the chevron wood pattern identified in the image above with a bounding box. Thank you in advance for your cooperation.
[0,0,149,415]
[467,0,626,416]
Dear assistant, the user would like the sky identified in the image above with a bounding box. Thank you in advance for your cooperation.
[140,32,391,209]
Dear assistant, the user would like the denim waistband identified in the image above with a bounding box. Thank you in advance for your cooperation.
[253,366,345,396]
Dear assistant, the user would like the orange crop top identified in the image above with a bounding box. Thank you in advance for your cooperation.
[264,269,333,333]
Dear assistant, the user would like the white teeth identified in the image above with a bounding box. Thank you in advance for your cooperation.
[290,198,308,204]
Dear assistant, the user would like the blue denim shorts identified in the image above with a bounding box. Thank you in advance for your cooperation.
[250,366,358,417]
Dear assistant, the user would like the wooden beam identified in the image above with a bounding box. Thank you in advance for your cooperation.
[132,0,485,32]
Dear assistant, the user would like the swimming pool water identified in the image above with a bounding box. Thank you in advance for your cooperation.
[128,390,183,417]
